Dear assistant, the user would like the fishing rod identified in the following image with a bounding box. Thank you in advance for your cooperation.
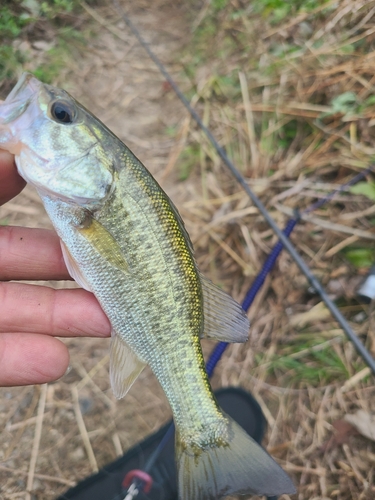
[99,3,375,499]
[111,0,375,376]
[117,168,372,500]
[97,3,375,499]
[207,165,375,374]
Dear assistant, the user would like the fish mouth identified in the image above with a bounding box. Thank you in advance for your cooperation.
[6,72,40,101]
[0,72,40,126]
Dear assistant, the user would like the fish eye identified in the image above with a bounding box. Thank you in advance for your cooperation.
[50,100,75,124]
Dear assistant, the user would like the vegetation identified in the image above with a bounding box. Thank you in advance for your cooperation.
[0,0,90,95]
[170,0,375,390]
[1,3,375,498]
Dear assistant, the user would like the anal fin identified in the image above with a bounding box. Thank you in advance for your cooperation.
[200,272,249,343]
[110,332,146,399]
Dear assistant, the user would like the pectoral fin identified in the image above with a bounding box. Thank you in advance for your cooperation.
[60,241,92,292]
[77,216,129,273]
[110,332,146,399]
[200,272,249,343]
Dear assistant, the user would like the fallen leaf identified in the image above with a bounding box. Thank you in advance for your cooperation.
[321,419,358,452]
[290,302,331,327]
[344,410,375,441]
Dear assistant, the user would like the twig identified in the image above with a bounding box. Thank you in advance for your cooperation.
[161,115,192,179]
[339,204,375,221]
[275,202,375,240]
[25,384,47,500]
[283,463,326,476]
[262,0,339,39]
[341,367,372,392]
[112,432,123,457]
[208,230,254,276]
[0,464,75,487]
[342,443,369,488]
[72,386,99,473]
[80,1,130,44]
[76,354,109,391]
[239,71,259,169]
[73,357,116,412]
[325,234,359,258]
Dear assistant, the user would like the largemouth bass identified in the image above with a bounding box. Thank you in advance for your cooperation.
[0,73,295,499]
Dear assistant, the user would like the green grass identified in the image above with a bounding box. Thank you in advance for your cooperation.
[350,181,375,201]
[253,0,332,24]
[180,1,375,267]
[255,337,355,386]
[0,0,88,91]
[344,247,375,268]
[32,28,87,83]
[178,144,201,181]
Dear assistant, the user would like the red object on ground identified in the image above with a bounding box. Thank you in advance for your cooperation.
[122,469,153,494]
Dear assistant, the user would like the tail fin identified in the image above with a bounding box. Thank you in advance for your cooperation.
[176,414,295,499]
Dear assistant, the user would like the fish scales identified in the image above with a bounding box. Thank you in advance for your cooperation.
[43,148,222,437]
[0,73,295,499]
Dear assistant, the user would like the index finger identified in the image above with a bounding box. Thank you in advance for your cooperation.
[0,149,26,205]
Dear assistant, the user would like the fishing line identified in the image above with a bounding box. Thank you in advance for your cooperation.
[111,0,375,375]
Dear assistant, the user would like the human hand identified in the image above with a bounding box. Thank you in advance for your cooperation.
[0,149,111,387]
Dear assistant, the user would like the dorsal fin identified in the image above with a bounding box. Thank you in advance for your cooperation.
[168,197,249,343]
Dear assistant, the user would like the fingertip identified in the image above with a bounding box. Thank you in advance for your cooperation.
[0,333,70,386]
[33,336,71,383]
[0,149,26,205]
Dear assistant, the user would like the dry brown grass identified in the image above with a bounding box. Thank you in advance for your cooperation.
[1,0,375,499]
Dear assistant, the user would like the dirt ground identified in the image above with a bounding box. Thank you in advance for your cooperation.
[1,1,375,500]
